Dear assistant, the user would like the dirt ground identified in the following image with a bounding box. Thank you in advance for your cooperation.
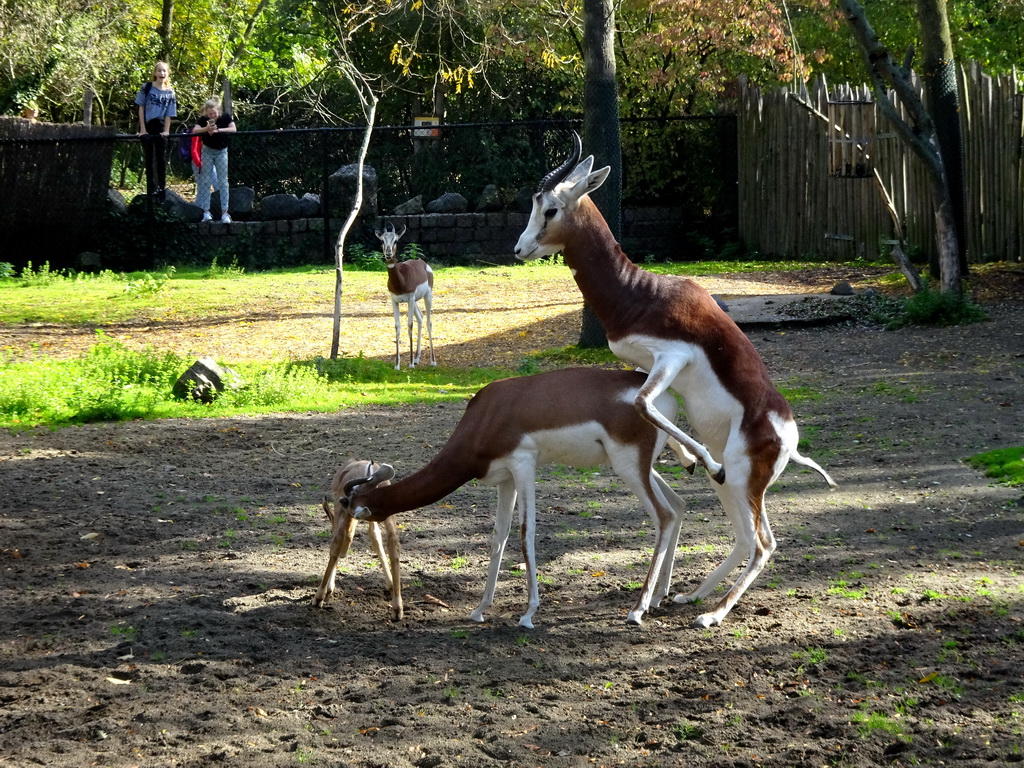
[1,266,1023,768]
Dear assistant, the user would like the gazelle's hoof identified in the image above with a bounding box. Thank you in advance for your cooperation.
[625,611,644,626]
[693,613,722,629]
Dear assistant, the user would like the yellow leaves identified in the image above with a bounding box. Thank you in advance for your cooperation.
[389,43,416,75]
[541,49,581,71]
[440,65,475,94]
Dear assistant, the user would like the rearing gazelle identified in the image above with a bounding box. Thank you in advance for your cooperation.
[376,221,436,370]
[514,133,837,627]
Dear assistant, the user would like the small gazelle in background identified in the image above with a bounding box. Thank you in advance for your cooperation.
[376,221,436,369]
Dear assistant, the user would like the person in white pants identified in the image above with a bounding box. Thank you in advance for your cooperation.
[192,97,236,223]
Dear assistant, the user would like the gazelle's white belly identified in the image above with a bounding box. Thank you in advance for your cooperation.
[476,386,676,487]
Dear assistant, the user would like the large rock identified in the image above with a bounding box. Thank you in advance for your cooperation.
[298,193,321,217]
[172,357,242,404]
[328,163,378,219]
[107,188,127,215]
[224,186,255,217]
[393,195,424,215]
[76,252,103,272]
[260,193,301,220]
[426,192,468,214]
[475,184,502,212]
[515,186,535,213]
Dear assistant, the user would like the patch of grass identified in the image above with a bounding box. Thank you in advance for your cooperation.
[110,624,138,642]
[965,447,1024,487]
[852,709,908,740]
[517,343,622,373]
[0,337,510,430]
[778,385,824,405]
[827,578,867,599]
[793,647,829,666]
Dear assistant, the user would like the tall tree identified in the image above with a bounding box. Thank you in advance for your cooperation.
[839,0,962,295]
[918,0,966,275]
[578,0,621,348]
[159,0,174,63]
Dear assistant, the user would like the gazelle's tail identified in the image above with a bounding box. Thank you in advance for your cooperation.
[791,451,838,489]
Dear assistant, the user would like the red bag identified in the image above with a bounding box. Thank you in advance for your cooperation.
[190,135,202,169]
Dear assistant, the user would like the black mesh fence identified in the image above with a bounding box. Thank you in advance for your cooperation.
[0,117,737,273]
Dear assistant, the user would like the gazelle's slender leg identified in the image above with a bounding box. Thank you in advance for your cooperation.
[471,479,517,622]
[314,517,357,607]
[514,468,541,629]
[407,302,422,368]
[649,472,686,606]
[391,301,402,370]
[364,520,403,619]
[423,293,436,366]
[617,467,681,625]
[674,480,751,605]
[365,522,393,591]
[633,357,725,481]
[314,543,342,608]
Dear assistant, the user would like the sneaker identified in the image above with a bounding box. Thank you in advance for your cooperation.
[201,211,213,222]
[221,213,232,224]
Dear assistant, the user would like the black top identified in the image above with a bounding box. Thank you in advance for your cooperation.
[197,113,233,150]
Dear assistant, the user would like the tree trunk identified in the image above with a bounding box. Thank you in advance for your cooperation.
[917,0,967,274]
[159,0,174,63]
[330,98,377,360]
[838,0,962,295]
[580,0,620,348]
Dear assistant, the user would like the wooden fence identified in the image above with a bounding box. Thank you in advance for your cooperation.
[737,64,1023,263]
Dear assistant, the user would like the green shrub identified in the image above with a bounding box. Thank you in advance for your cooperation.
[889,288,988,328]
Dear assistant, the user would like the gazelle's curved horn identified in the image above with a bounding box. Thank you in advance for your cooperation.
[342,462,396,496]
[343,475,371,495]
[537,131,582,192]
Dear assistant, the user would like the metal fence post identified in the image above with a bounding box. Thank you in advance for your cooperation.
[321,128,332,263]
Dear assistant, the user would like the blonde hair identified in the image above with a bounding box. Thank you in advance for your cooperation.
[203,97,221,111]
[151,61,172,87]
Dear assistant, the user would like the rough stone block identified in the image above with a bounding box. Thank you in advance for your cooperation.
[172,357,243,404]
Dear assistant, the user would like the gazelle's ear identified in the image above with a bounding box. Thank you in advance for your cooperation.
[569,163,610,199]
[395,224,407,238]
[563,155,595,187]
[369,463,396,484]
[374,229,384,240]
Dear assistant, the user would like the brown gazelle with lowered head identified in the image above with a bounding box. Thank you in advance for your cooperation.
[341,367,699,629]
[316,459,403,620]
[514,132,837,628]
[376,221,436,370]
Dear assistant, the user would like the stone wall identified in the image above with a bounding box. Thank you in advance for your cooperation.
[190,206,690,266]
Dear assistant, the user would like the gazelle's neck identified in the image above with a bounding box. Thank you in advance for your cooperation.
[560,198,658,340]
[363,449,477,519]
